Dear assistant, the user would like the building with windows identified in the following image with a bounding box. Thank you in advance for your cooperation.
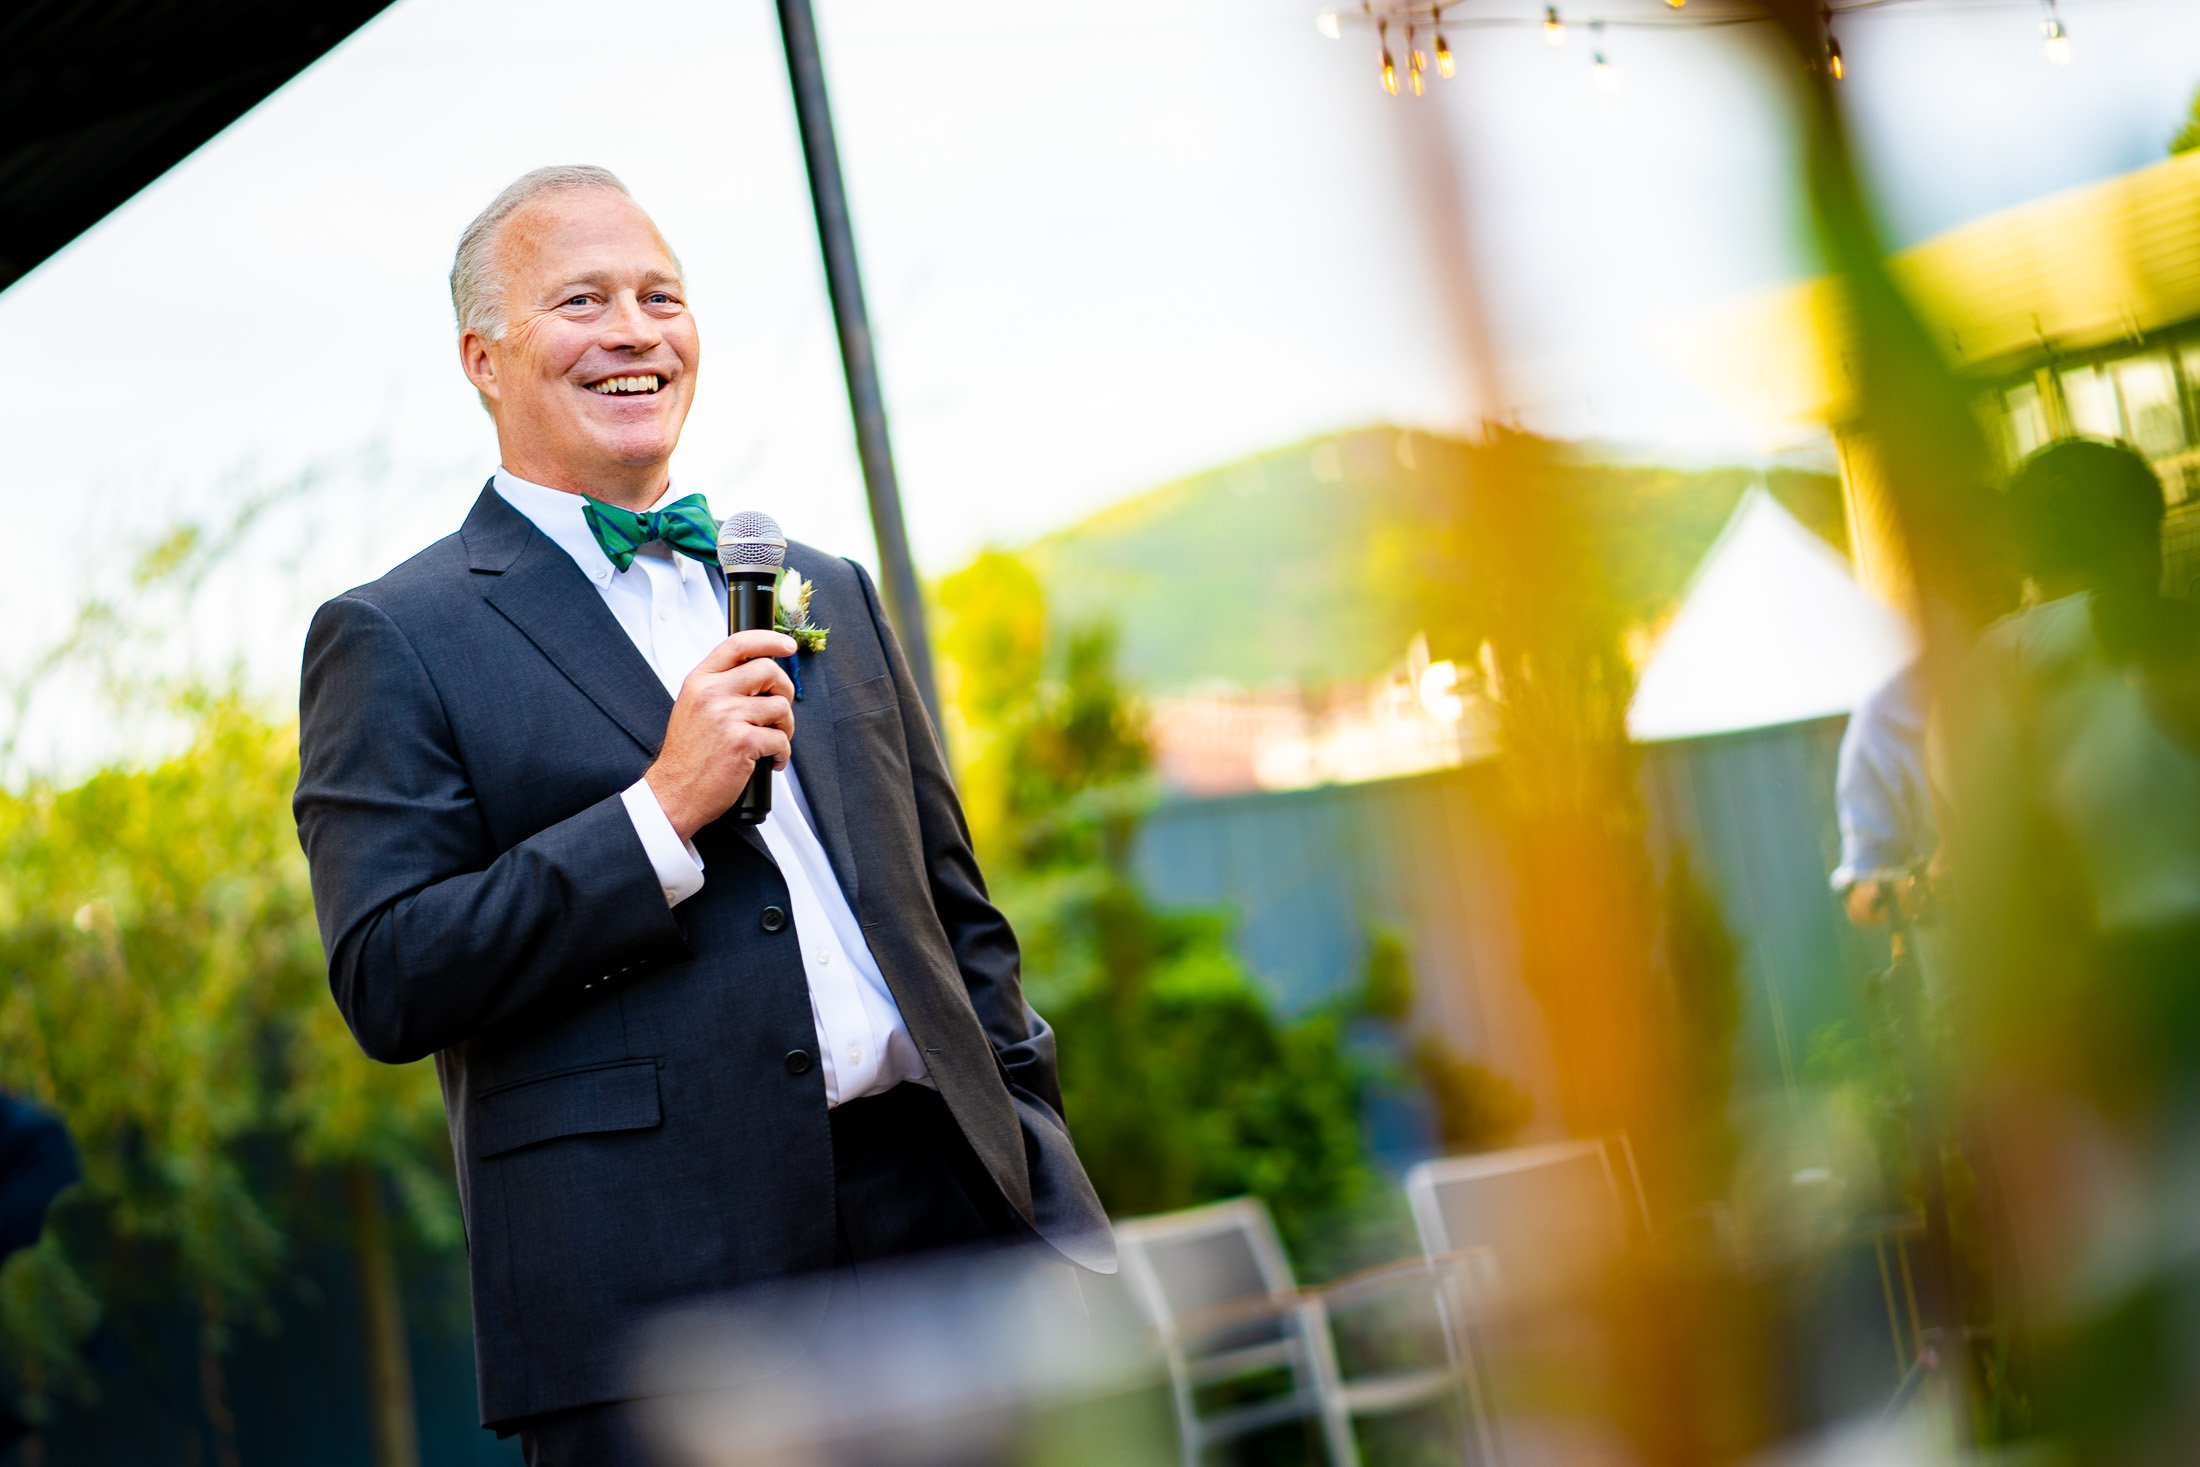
[1691,148,2200,602]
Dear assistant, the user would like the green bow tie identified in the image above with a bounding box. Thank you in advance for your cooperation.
[581,494,719,572]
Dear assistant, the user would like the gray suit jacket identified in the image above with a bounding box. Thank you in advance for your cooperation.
[293,485,1112,1427]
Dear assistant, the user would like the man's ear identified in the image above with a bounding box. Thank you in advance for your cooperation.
[460,330,499,408]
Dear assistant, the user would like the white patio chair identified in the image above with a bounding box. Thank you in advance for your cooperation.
[1404,1138,1649,1303]
[1403,1136,1651,1464]
[1115,1196,1470,1466]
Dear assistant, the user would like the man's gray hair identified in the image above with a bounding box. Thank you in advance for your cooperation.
[450,164,631,341]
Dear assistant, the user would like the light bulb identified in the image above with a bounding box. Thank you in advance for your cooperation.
[1592,50,1623,93]
[1410,58,1425,94]
[2042,18,2072,66]
[1545,6,1565,48]
[1315,9,1344,40]
[1666,0,1685,8]
[1435,32,1455,78]
[1826,36,1844,80]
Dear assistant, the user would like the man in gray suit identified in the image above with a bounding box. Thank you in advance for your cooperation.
[293,166,1112,1466]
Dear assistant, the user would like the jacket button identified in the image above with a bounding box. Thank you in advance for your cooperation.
[760,905,788,934]
[783,1049,812,1075]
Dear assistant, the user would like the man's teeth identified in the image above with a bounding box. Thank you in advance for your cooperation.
[588,375,662,395]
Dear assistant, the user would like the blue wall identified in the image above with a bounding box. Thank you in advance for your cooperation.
[1134,716,1884,1114]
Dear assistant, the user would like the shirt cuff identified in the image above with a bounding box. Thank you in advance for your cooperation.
[621,778,706,907]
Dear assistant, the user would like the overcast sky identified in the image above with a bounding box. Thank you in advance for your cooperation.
[3,0,2196,771]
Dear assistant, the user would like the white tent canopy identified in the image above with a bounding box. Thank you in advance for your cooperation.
[1628,487,1915,742]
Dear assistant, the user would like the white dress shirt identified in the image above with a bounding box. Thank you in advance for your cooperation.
[493,470,928,1106]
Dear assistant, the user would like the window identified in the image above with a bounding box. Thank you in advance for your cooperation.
[2059,365,2121,439]
[2003,381,2049,460]
[2114,355,2186,460]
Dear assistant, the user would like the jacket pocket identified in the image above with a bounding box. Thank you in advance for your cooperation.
[833,672,896,720]
[475,1059,662,1158]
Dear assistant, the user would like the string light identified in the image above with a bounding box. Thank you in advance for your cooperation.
[2041,1,2072,66]
[1325,3,1453,99]
[1590,22,1622,93]
[1317,1,2080,96]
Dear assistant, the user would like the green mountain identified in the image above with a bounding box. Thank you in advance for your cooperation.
[1017,426,1846,695]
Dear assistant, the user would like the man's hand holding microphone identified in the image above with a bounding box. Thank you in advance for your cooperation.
[644,631,797,842]
[645,509,798,841]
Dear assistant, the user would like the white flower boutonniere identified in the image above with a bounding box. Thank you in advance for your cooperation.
[773,569,830,656]
[772,569,829,700]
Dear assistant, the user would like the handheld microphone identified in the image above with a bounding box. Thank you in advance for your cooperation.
[716,510,787,825]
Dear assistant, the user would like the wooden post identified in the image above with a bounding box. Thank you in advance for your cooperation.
[348,1164,420,1467]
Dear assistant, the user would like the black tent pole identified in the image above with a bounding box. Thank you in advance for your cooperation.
[773,0,945,739]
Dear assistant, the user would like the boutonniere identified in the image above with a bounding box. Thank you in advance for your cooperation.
[774,568,828,699]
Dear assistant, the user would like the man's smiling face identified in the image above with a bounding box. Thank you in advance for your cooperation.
[462,187,698,504]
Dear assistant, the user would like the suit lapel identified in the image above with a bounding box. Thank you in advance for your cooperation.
[469,491,673,756]
[462,485,772,864]
[784,545,862,910]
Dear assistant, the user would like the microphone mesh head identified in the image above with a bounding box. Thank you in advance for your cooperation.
[717,510,787,574]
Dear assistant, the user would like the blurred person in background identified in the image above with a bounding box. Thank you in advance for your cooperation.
[292,166,1112,1467]
[0,1091,78,1455]
[0,1091,76,1267]
[1832,657,1938,931]
[1962,439,2200,938]
[1944,437,2200,1460]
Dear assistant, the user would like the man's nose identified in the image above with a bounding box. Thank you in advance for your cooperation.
[599,292,662,349]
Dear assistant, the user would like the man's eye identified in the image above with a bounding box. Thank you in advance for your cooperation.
[564,294,594,308]
[647,292,676,306]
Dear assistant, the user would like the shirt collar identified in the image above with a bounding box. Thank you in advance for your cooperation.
[492,469,698,586]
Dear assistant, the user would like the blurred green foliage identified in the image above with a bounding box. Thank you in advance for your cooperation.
[1360,932,1534,1157]
[1659,850,1743,1205]
[936,551,1523,1273]
[2174,81,2200,155]
[0,687,449,1421]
